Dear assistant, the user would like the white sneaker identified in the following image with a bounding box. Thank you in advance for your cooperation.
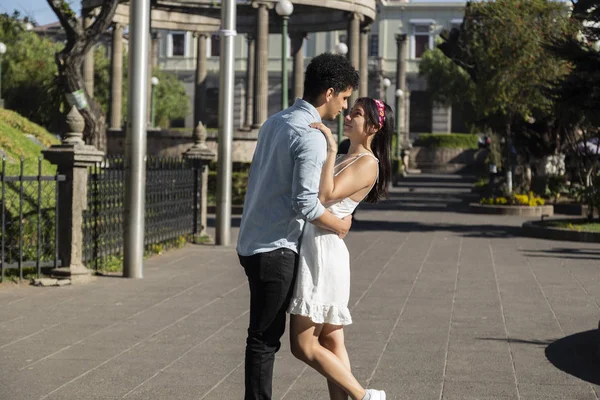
[365,389,386,400]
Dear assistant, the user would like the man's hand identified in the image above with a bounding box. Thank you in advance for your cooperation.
[337,214,353,239]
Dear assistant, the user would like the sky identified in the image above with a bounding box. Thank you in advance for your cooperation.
[1,0,81,26]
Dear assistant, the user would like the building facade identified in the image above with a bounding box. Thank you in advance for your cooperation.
[155,0,467,134]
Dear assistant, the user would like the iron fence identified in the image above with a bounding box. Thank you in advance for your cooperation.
[83,156,203,269]
[0,158,64,282]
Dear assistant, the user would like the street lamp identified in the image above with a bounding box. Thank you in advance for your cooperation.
[150,76,159,128]
[335,42,348,145]
[395,88,403,161]
[276,0,293,110]
[0,42,6,109]
[382,78,391,102]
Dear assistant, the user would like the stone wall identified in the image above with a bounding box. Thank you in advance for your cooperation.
[409,146,487,173]
[106,128,257,162]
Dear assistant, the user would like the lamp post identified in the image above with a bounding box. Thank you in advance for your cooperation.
[276,0,293,110]
[335,42,348,145]
[382,78,391,103]
[0,42,6,109]
[395,88,403,161]
[150,76,159,128]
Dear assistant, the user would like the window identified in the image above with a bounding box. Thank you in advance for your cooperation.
[412,24,433,59]
[171,33,185,57]
[211,34,220,57]
[369,34,379,57]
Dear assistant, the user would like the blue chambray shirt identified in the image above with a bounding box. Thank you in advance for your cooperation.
[236,98,327,256]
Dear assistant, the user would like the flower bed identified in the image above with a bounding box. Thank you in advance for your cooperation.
[470,192,553,216]
[522,219,600,243]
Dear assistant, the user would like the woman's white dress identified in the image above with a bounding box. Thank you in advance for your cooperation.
[287,153,378,326]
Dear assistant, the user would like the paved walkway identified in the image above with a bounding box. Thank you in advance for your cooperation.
[1,174,599,400]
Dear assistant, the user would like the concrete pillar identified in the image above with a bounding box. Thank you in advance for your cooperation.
[244,34,256,129]
[194,33,208,128]
[252,2,269,129]
[82,13,94,96]
[291,33,306,101]
[183,122,216,241]
[395,33,408,143]
[348,13,360,106]
[42,107,104,283]
[147,32,156,127]
[110,23,124,130]
[359,25,370,98]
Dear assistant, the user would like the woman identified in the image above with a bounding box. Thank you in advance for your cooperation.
[287,98,393,400]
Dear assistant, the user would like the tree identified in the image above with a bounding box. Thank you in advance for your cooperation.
[92,46,189,129]
[46,0,119,150]
[0,12,64,132]
[151,68,190,128]
[546,0,600,218]
[418,46,476,130]
[438,0,572,191]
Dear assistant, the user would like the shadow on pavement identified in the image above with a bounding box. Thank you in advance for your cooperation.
[521,248,600,261]
[545,330,600,386]
[478,337,555,346]
[351,219,522,238]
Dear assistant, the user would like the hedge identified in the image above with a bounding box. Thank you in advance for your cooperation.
[413,133,479,149]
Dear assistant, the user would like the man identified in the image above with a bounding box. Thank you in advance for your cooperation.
[237,53,360,400]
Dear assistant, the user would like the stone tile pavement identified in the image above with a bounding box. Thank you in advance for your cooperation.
[0,174,599,400]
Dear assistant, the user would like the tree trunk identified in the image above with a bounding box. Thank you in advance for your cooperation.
[47,0,118,153]
[505,121,513,194]
[58,51,106,151]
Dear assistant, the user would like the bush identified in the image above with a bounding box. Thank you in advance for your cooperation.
[480,192,545,206]
[413,134,479,149]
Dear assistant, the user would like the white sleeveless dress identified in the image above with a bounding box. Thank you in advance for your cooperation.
[287,153,378,326]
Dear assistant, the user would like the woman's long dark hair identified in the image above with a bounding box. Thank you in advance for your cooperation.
[354,97,394,203]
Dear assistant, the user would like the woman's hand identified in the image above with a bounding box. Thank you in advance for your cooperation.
[310,122,337,153]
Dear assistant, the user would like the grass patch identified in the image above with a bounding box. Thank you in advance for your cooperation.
[545,219,600,232]
[0,109,60,176]
[413,133,479,149]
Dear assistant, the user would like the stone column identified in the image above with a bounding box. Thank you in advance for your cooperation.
[348,13,361,106]
[110,23,124,130]
[395,34,408,143]
[42,107,104,283]
[252,2,270,129]
[359,25,370,98]
[152,33,159,68]
[243,34,256,130]
[194,32,208,128]
[183,122,216,241]
[82,12,94,96]
[291,33,306,101]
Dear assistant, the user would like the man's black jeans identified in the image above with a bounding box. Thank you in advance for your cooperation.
[238,248,298,400]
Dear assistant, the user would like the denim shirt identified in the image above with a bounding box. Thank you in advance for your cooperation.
[236,99,327,256]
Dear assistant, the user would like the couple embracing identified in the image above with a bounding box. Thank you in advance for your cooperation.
[237,53,393,400]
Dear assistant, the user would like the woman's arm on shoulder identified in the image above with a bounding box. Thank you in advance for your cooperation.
[319,156,378,204]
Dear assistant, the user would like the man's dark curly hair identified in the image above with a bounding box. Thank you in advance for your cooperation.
[303,53,360,102]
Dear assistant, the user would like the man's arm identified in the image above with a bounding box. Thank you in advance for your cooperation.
[290,129,352,237]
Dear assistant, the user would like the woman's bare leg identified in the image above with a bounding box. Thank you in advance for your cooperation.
[289,314,366,400]
[320,324,351,400]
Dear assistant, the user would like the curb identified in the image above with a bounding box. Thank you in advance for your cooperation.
[469,203,554,217]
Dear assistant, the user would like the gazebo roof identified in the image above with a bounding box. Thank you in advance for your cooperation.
[82,0,376,33]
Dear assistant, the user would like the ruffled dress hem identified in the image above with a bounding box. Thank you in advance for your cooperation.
[288,297,353,326]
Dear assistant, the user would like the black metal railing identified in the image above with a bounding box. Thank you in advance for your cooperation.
[0,158,64,282]
[83,156,202,269]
